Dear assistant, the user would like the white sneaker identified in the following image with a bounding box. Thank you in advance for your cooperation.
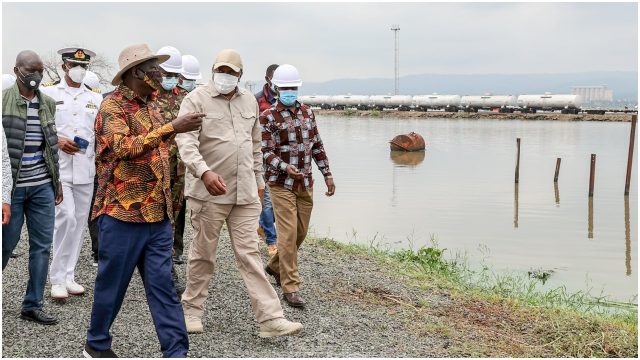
[258,318,303,338]
[51,284,69,299]
[185,315,203,334]
[66,280,85,295]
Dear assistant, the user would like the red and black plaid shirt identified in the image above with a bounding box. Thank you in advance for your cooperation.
[260,101,331,191]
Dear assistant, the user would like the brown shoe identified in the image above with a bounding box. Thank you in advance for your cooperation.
[265,266,281,287]
[257,226,266,241]
[283,292,305,308]
[267,244,278,257]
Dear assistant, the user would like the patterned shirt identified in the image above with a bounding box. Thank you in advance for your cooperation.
[260,101,331,191]
[16,96,51,187]
[92,85,175,223]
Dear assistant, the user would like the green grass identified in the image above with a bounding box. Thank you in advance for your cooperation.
[343,108,356,116]
[307,235,638,357]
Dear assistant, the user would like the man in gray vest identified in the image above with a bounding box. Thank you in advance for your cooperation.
[2,50,63,325]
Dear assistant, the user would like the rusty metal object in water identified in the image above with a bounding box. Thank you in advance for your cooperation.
[389,132,426,151]
[390,151,425,166]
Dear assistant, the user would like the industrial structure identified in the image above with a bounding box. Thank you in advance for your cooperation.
[570,85,614,103]
[391,24,400,95]
[299,92,586,114]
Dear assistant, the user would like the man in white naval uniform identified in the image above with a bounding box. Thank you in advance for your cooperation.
[41,47,103,299]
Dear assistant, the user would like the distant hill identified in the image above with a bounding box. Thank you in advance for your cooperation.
[298,72,638,101]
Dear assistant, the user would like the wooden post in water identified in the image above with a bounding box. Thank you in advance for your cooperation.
[588,197,594,239]
[589,154,596,197]
[625,115,636,195]
[515,138,521,183]
[625,195,631,275]
[514,183,519,228]
[554,158,561,182]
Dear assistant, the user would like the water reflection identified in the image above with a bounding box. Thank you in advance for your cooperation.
[588,197,594,239]
[554,182,560,206]
[390,151,425,208]
[625,196,631,275]
[311,116,637,301]
[389,150,425,167]
[514,183,519,228]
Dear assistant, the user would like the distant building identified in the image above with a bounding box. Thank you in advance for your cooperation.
[571,85,614,102]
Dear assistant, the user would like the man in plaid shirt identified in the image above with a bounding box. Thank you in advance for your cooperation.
[260,64,335,308]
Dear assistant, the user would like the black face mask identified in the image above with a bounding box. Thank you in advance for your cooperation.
[17,68,42,90]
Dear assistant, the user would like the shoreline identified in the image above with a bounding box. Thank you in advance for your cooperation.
[2,222,636,357]
[315,109,635,122]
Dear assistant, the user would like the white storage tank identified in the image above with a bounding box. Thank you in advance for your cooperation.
[329,95,348,109]
[460,95,517,109]
[344,95,370,108]
[330,95,370,109]
[300,95,331,108]
[413,94,461,111]
[517,93,583,113]
[369,95,413,109]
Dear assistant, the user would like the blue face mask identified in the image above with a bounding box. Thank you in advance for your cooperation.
[279,90,298,106]
[179,79,196,92]
[161,76,179,91]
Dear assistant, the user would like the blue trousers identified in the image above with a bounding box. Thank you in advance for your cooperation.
[259,186,277,245]
[2,183,55,311]
[86,215,188,357]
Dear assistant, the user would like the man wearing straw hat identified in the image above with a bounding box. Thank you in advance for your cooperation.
[84,43,205,358]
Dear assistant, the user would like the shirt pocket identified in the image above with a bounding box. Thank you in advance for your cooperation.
[201,112,228,141]
[239,111,256,139]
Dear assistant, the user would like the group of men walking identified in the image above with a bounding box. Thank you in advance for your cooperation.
[2,43,334,357]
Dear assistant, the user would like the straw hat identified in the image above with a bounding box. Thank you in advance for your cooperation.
[111,44,170,86]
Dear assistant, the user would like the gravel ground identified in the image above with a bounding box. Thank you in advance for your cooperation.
[2,218,453,358]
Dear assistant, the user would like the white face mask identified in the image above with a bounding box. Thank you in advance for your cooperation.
[213,72,238,94]
[68,66,86,84]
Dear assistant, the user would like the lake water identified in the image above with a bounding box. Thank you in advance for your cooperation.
[307,115,638,303]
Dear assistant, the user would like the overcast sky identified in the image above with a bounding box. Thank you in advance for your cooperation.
[2,2,638,85]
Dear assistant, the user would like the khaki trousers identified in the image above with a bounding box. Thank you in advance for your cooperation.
[267,185,313,293]
[181,199,283,323]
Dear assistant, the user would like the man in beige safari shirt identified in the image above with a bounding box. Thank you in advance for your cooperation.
[175,49,302,338]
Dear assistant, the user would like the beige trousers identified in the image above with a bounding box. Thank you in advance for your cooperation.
[267,185,313,293]
[181,198,283,323]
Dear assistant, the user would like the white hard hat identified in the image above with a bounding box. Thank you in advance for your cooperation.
[271,64,302,88]
[83,70,100,90]
[156,46,183,73]
[2,74,16,90]
[181,55,202,80]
